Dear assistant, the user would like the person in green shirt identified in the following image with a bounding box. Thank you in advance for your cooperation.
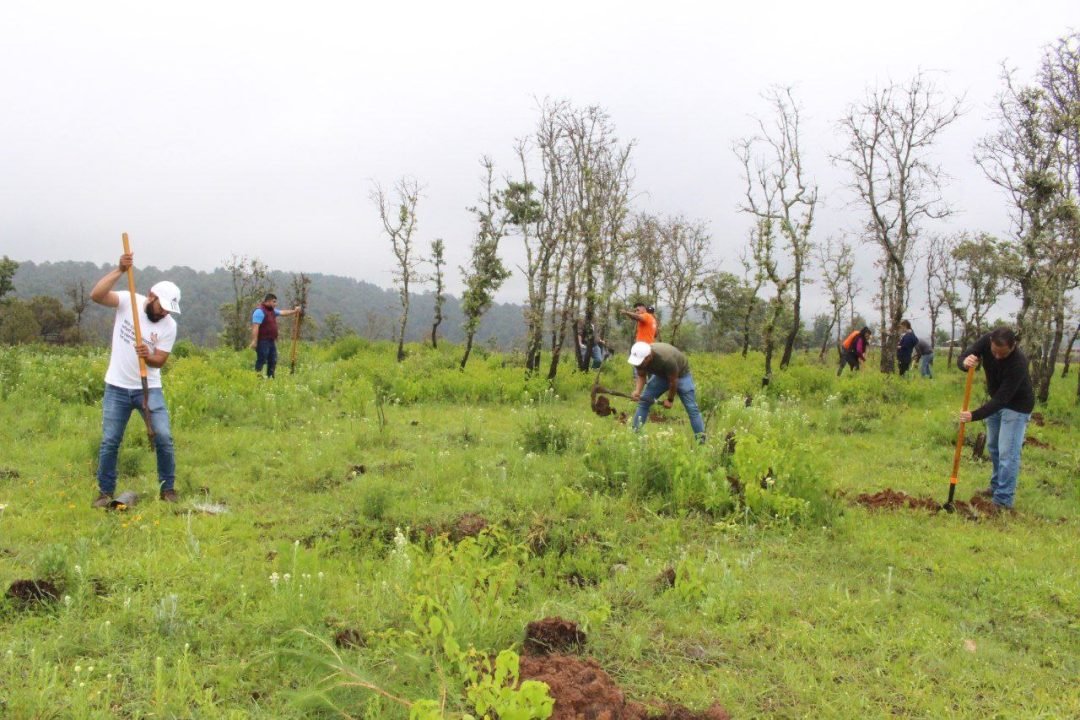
[627,341,705,441]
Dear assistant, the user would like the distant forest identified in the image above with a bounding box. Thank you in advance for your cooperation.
[8,260,529,349]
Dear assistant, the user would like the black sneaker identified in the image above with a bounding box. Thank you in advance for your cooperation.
[159,489,179,503]
[91,493,113,509]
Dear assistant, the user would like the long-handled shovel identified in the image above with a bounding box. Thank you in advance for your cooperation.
[943,364,977,513]
[121,232,155,449]
[289,306,303,375]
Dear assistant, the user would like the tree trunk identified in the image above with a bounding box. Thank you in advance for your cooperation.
[1060,323,1080,378]
[460,332,476,370]
[780,268,802,368]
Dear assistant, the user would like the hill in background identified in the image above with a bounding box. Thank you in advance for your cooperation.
[10,260,527,349]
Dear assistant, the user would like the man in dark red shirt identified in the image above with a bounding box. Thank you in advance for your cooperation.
[249,293,301,378]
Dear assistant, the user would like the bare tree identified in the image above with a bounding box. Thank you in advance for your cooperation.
[923,234,950,354]
[460,157,511,370]
[65,280,89,344]
[657,216,711,346]
[219,254,270,350]
[976,49,1080,402]
[834,72,963,372]
[817,237,857,359]
[370,178,422,362]
[738,245,764,357]
[736,87,819,369]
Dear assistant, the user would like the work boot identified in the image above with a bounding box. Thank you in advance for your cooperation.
[159,489,179,503]
[91,492,112,509]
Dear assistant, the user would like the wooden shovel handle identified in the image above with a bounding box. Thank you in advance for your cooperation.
[949,364,977,484]
[121,233,149,383]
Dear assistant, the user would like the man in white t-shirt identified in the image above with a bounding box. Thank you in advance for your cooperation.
[89,252,182,508]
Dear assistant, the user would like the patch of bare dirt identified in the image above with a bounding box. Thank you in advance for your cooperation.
[1024,435,1052,449]
[519,654,730,720]
[450,513,489,542]
[1030,412,1045,426]
[656,566,677,589]
[333,628,365,649]
[525,617,587,655]
[854,488,1010,521]
[6,578,60,608]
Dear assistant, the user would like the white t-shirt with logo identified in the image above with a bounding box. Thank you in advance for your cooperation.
[104,292,177,389]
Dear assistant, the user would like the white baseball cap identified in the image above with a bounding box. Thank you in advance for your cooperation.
[627,341,652,366]
[150,281,182,314]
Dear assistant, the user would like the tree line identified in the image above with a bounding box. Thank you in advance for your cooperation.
[2,32,1078,405]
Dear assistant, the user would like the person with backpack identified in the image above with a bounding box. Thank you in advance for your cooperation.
[837,326,872,376]
[897,320,918,376]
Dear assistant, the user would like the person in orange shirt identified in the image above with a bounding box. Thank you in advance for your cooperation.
[621,302,658,382]
[621,302,657,344]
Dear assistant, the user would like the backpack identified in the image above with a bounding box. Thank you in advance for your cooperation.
[842,330,861,351]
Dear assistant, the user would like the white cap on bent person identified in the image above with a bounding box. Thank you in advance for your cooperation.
[149,281,182,314]
[627,341,652,366]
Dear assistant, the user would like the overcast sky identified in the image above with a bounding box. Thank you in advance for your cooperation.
[1,1,1075,319]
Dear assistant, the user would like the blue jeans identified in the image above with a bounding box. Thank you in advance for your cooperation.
[632,373,706,441]
[984,408,1030,508]
[97,384,175,495]
[255,339,278,378]
[919,353,934,378]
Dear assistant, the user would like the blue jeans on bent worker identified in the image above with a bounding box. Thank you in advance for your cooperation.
[255,339,278,378]
[97,384,175,495]
[984,408,1030,508]
[919,353,934,378]
[632,373,706,441]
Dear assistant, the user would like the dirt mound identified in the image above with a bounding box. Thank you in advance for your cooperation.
[333,628,365,649]
[593,394,618,417]
[1030,412,1045,426]
[656,566,677,589]
[648,412,673,423]
[854,489,1008,520]
[450,513,489,542]
[1024,435,1051,449]
[6,578,60,608]
[519,654,730,720]
[525,617,587,655]
[856,488,942,511]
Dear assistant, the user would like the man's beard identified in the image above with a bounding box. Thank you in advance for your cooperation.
[145,304,167,323]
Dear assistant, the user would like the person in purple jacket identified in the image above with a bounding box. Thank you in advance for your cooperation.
[958,327,1035,511]
[249,293,301,378]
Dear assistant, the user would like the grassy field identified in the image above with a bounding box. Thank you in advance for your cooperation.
[0,340,1077,718]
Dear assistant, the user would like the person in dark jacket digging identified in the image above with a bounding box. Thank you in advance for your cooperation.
[249,293,301,378]
[628,341,705,442]
[957,327,1035,511]
[897,319,918,376]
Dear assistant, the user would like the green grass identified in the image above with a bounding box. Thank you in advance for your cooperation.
[0,341,1077,718]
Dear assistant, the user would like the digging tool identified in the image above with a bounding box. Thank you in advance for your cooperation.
[289,306,303,375]
[121,232,155,449]
[943,364,977,513]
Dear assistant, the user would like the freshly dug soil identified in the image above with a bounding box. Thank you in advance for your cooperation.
[333,628,365,649]
[450,513,489,542]
[1024,436,1051,449]
[525,617,587,655]
[518,653,731,720]
[593,394,618,417]
[855,488,1006,520]
[6,578,60,608]
[1030,412,1045,426]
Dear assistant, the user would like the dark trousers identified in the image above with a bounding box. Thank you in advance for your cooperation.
[837,351,859,376]
[255,339,278,378]
[898,356,913,376]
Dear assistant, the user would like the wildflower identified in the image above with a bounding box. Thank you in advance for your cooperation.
[269,572,280,588]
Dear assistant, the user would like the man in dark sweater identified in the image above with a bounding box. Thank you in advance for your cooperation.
[958,327,1035,510]
[897,319,918,376]
[628,341,705,442]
